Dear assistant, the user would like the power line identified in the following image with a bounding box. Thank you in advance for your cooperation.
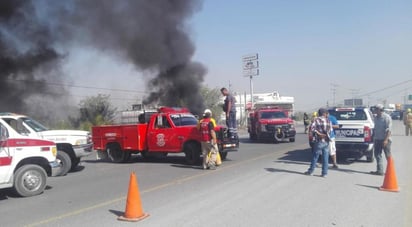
[5,78,148,94]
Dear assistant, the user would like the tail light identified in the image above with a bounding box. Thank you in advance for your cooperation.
[364,126,372,142]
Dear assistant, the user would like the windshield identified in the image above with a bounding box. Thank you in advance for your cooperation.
[170,114,198,126]
[260,111,286,119]
[22,117,48,132]
[329,110,367,121]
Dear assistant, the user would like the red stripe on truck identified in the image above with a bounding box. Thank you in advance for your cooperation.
[5,138,55,147]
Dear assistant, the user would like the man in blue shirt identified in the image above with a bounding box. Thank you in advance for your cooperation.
[328,112,339,169]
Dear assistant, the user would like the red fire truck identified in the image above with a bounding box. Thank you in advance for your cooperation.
[248,106,296,143]
[92,107,239,164]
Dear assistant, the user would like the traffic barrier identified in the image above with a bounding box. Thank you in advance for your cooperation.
[118,172,150,222]
[379,156,400,192]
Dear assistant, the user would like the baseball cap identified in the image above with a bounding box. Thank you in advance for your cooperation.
[318,108,328,116]
[375,104,384,110]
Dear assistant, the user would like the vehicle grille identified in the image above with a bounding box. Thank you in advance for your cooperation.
[266,124,290,131]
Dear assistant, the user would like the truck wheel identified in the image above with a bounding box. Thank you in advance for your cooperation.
[13,164,47,197]
[70,157,81,171]
[107,144,130,163]
[274,132,285,143]
[289,138,295,142]
[220,151,228,160]
[184,143,200,165]
[56,151,72,176]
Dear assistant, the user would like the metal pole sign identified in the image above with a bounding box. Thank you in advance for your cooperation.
[242,53,259,109]
[242,53,259,77]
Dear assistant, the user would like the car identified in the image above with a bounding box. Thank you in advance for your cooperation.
[390,111,401,120]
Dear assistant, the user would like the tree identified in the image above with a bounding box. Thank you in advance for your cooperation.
[70,94,117,130]
[200,86,223,121]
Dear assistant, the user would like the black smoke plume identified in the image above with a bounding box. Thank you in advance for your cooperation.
[0,0,206,118]
[0,0,69,119]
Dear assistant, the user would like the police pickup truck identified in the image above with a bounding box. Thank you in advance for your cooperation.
[328,107,374,162]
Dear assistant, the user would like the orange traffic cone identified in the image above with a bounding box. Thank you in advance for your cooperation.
[118,172,150,222]
[379,156,400,192]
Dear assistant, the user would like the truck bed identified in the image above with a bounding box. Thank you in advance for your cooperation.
[92,124,148,152]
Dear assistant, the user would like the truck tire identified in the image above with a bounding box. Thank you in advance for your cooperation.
[56,151,72,176]
[184,142,200,165]
[107,144,130,163]
[219,151,228,160]
[289,138,295,142]
[70,157,81,171]
[274,131,285,143]
[13,164,47,197]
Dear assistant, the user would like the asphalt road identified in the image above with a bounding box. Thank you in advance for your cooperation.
[1,121,411,227]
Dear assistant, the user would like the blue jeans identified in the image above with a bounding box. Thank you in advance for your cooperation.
[226,111,237,138]
[374,140,391,173]
[308,141,330,175]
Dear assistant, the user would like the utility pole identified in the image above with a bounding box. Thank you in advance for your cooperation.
[242,53,259,109]
[330,83,338,106]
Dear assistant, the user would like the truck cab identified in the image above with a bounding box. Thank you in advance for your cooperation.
[0,119,59,197]
[0,113,92,176]
[248,107,296,143]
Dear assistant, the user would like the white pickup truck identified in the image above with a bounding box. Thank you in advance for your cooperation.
[0,113,92,176]
[0,119,59,197]
[328,107,375,162]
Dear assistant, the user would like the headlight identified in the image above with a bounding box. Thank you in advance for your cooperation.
[75,139,87,145]
[52,147,57,157]
[289,124,295,129]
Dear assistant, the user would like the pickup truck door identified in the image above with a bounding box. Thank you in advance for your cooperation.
[0,124,13,183]
[147,115,180,152]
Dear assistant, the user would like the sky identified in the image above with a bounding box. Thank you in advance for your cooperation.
[68,0,412,112]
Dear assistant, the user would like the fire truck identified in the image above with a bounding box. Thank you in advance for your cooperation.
[92,107,239,164]
[0,119,59,197]
[248,106,296,143]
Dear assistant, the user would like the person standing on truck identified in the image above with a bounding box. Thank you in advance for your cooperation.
[305,108,331,177]
[403,108,412,136]
[198,109,218,170]
[303,112,310,134]
[327,112,339,169]
[221,87,237,139]
[370,104,392,176]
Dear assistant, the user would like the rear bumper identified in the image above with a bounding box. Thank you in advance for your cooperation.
[49,160,62,177]
[73,143,93,158]
[220,138,239,152]
[335,142,374,153]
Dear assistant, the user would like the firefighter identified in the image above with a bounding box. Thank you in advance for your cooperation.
[303,112,310,134]
[198,109,218,170]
